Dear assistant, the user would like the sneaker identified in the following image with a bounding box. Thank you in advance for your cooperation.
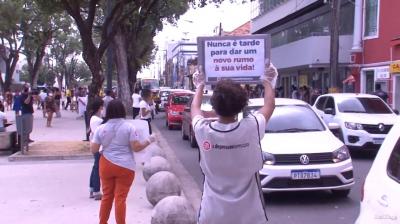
[93,192,102,200]
[89,191,94,199]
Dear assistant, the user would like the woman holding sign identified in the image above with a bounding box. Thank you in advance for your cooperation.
[191,61,278,224]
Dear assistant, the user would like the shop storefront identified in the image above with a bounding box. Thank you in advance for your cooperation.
[390,60,400,111]
[360,66,390,95]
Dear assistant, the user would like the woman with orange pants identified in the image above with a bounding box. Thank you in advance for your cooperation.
[91,99,155,224]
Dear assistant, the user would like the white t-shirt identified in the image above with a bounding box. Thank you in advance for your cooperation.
[193,113,268,224]
[77,96,88,116]
[0,111,6,129]
[139,100,151,119]
[90,115,103,141]
[39,92,47,101]
[132,93,141,108]
[92,119,139,171]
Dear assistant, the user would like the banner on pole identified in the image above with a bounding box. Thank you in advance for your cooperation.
[197,34,271,84]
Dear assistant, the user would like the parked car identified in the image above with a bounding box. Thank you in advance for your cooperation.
[165,91,194,130]
[313,93,398,150]
[248,98,354,196]
[181,93,213,148]
[356,116,400,223]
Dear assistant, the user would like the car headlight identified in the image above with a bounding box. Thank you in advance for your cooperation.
[344,122,363,130]
[332,145,350,163]
[170,111,179,115]
[262,151,275,165]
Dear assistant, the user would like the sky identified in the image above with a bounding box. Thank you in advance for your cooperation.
[139,1,253,79]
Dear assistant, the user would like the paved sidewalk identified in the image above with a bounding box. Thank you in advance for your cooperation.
[4,108,92,161]
[0,160,152,224]
[1,109,201,223]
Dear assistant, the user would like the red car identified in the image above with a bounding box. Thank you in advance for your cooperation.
[165,91,194,130]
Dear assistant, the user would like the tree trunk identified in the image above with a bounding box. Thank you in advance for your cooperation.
[113,29,132,114]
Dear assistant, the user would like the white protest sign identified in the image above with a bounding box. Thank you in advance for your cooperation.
[197,35,270,84]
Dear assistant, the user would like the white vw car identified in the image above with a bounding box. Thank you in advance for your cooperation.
[246,98,354,196]
[356,116,400,223]
[313,93,398,150]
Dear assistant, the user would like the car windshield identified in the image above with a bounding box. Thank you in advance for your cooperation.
[244,105,325,133]
[172,95,191,105]
[160,91,169,97]
[337,97,392,114]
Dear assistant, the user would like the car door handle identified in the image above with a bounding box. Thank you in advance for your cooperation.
[377,195,389,207]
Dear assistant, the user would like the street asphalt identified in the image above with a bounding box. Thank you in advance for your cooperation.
[153,112,375,224]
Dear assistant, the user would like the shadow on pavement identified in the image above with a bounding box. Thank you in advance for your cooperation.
[264,190,352,205]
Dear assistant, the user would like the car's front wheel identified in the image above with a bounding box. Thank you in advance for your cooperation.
[182,126,188,140]
[331,189,350,198]
[189,129,197,148]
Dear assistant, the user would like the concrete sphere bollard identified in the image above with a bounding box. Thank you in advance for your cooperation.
[151,196,196,224]
[146,171,181,206]
[149,144,167,158]
[143,156,171,181]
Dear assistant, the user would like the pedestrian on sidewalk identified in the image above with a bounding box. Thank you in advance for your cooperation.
[90,99,155,224]
[64,88,72,110]
[131,88,141,119]
[191,61,278,224]
[102,90,114,114]
[20,86,35,143]
[44,91,56,127]
[89,97,104,200]
[139,89,153,134]
[12,90,22,116]
[54,87,62,118]
[0,107,6,132]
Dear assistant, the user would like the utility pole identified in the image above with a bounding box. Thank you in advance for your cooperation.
[106,0,113,92]
[329,0,341,92]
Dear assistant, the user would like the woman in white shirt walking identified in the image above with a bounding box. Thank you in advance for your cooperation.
[89,97,104,200]
[131,88,141,119]
[139,89,153,134]
[91,99,155,224]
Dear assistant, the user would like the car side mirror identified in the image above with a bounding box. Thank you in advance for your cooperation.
[393,109,399,115]
[324,108,335,115]
[328,122,340,130]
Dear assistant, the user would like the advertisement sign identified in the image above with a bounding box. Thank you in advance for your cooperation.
[375,66,390,80]
[197,35,271,84]
[390,60,400,73]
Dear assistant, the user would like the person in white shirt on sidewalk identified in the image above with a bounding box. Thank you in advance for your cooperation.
[191,61,278,224]
[88,97,104,200]
[131,89,141,119]
[139,89,153,134]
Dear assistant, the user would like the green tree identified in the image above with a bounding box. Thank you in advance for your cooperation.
[0,0,25,92]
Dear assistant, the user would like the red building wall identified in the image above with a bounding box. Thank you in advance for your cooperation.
[363,0,400,64]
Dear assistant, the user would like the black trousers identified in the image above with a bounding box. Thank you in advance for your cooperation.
[132,107,140,119]
[65,97,71,110]
[84,111,90,141]
[142,118,152,135]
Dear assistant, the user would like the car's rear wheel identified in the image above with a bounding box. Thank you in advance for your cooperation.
[189,129,197,148]
[331,189,350,198]
[182,126,188,140]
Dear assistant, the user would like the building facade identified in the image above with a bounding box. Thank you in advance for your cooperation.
[252,0,355,97]
[252,0,400,109]
[350,0,400,111]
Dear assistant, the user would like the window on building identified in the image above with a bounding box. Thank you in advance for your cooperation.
[270,3,354,47]
[387,137,400,183]
[364,0,379,37]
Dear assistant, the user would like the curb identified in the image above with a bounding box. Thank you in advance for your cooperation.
[8,152,93,162]
[153,126,202,213]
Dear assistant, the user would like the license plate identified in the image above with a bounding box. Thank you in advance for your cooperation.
[373,138,384,144]
[291,170,321,180]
